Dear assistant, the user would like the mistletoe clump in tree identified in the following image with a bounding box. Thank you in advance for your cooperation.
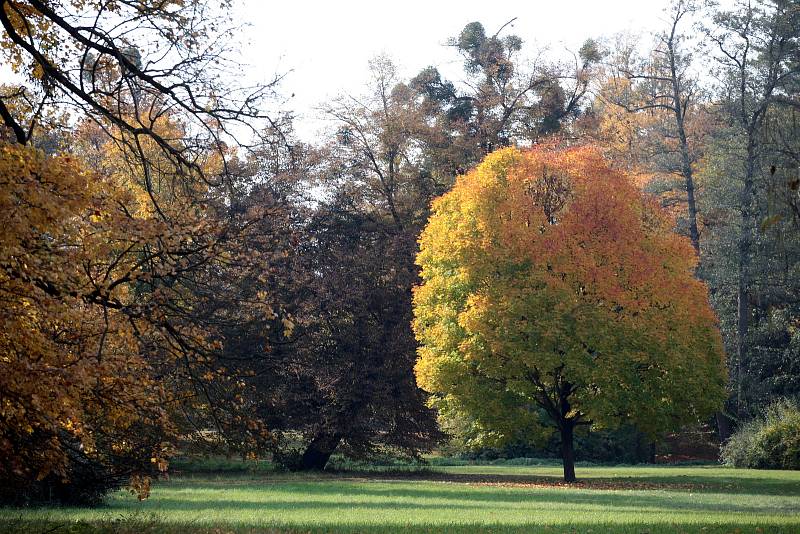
[413,145,726,482]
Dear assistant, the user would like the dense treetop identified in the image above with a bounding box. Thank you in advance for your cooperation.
[413,145,727,479]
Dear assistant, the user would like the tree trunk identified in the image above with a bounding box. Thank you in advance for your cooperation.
[299,432,341,470]
[669,54,700,256]
[559,422,576,483]
[678,132,701,255]
[736,144,756,418]
[715,411,734,442]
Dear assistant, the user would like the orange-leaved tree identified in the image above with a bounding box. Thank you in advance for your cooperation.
[413,145,726,482]
[0,142,174,503]
[0,134,278,504]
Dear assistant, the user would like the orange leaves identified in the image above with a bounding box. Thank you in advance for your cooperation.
[128,474,152,501]
[1,131,297,502]
[0,141,177,495]
[414,144,727,445]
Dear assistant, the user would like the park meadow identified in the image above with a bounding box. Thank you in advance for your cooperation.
[2,460,800,533]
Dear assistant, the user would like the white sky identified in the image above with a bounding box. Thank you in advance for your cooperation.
[234,0,671,140]
[0,0,674,142]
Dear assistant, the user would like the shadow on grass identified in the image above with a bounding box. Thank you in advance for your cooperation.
[1,518,798,534]
[5,470,798,533]
[369,468,800,495]
[141,482,797,516]
[170,468,800,496]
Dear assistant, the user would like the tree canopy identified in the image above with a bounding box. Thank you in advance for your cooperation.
[413,145,727,481]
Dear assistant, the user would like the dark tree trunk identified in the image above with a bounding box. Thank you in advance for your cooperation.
[736,144,756,418]
[531,368,580,482]
[665,9,735,458]
[716,411,734,443]
[559,422,576,483]
[300,432,341,470]
[668,62,700,255]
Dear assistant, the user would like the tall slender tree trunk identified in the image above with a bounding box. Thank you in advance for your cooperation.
[300,431,342,470]
[668,39,700,255]
[677,128,701,254]
[666,29,733,442]
[559,422,576,483]
[736,142,757,418]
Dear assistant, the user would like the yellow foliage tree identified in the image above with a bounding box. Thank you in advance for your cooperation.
[413,145,726,481]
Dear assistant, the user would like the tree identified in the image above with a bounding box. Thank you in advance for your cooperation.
[265,201,443,469]
[0,142,175,503]
[600,0,705,252]
[245,59,443,470]
[322,56,434,229]
[0,125,286,502]
[0,0,280,175]
[0,0,291,501]
[698,109,800,420]
[704,0,800,418]
[413,145,726,482]
[410,21,597,182]
[0,88,284,505]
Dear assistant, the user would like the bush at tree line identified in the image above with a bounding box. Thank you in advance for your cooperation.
[721,399,800,470]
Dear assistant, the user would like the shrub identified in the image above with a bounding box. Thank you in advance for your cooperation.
[721,398,800,469]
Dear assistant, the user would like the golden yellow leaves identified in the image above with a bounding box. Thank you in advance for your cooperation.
[414,144,727,444]
[128,474,152,500]
[150,456,168,473]
[0,141,178,495]
[282,316,295,338]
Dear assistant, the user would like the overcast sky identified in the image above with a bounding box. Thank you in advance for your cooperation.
[233,0,672,139]
[0,1,675,141]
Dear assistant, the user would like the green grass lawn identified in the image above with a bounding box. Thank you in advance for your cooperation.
[2,465,799,533]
